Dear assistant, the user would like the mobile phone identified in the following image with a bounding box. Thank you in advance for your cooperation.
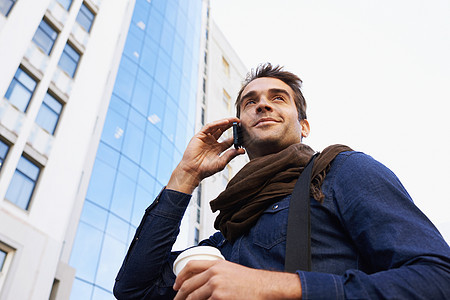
[232,122,243,149]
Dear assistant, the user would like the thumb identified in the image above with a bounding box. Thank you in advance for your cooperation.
[218,148,245,168]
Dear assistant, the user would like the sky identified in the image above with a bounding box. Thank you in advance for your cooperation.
[209,0,450,242]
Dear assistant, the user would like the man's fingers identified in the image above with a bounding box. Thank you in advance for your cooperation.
[219,147,245,167]
[201,117,239,136]
[174,260,218,290]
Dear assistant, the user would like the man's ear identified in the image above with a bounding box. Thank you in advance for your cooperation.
[300,119,310,139]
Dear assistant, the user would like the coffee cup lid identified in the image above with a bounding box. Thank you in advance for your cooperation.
[173,246,224,275]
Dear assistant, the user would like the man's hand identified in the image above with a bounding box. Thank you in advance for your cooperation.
[167,117,245,194]
[173,260,302,300]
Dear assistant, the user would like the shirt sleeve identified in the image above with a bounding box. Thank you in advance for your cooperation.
[113,188,191,299]
[298,152,450,299]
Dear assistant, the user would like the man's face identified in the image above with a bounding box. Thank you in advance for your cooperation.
[239,77,309,159]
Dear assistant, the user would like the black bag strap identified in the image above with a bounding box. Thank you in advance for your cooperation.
[284,153,318,273]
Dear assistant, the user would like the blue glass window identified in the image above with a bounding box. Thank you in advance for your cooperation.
[132,185,153,226]
[86,158,116,209]
[95,236,127,292]
[0,249,8,272]
[5,156,41,210]
[58,43,80,78]
[69,278,92,299]
[69,222,103,282]
[4,67,37,112]
[32,19,58,55]
[57,0,72,10]
[35,93,63,135]
[0,139,9,171]
[0,249,6,271]
[76,3,95,32]
[0,0,16,16]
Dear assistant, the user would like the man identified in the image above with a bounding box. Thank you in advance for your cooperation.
[114,64,450,299]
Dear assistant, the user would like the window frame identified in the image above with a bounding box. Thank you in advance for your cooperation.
[5,155,42,211]
[222,57,230,77]
[0,0,16,16]
[4,66,38,112]
[0,242,15,292]
[76,2,95,32]
[57,42,81,78]
[56,0,72,10]
[32,18,59,55]
[35,91,63,135]
[0,139,10,172]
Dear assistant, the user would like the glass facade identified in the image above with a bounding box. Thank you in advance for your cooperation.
[69,0,203,297]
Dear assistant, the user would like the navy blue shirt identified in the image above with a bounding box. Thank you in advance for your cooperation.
[114,152,450,299]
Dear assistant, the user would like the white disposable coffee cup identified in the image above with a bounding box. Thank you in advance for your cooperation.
[173,246,224,276]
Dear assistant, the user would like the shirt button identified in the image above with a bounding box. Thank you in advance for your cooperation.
[272,204,279,210]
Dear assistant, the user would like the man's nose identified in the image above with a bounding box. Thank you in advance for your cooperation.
[256,97,273,113]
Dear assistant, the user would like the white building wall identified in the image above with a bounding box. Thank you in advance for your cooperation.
[0,0,134,298]
[199,21,249,240]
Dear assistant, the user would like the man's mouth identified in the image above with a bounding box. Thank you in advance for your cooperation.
[254,117,280,127]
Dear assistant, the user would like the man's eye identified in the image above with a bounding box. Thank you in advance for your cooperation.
[273,96,284,101]
[245,100,255,106]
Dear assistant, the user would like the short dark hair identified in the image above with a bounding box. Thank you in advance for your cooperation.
[235,63,307,121]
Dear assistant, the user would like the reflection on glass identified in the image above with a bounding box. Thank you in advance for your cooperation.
[69,222,103,282]
[100,110,126,151]
[94,236,127,293]
[70,278,92,299]
[80,200,108,232]
[86,159,116,209]
[122,122,144,164]
[110,173,135,220]
[106,214,128,243]
[141,135,159,176]
[132,185,153,226]
[118,155,139,181]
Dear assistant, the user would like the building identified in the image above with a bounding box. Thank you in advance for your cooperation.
[0,0,248,298]
[192,20,248,242]
[0,0,207,298]
[0,0,136,298]
[67,0,206,298]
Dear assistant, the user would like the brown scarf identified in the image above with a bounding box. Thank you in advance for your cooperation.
[210,143,353,242]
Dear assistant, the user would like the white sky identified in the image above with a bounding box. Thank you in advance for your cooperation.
[210,0,450,242]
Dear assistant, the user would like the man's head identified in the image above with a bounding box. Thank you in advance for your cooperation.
[236,63,307,121]
[236,63,310,159]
